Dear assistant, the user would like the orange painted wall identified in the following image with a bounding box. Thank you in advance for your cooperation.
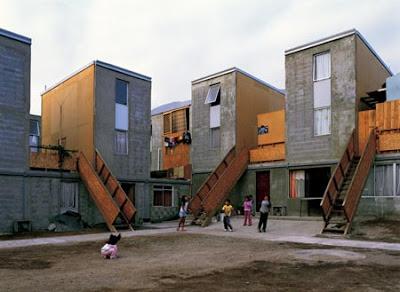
[257,110,285,145]
[41,65,95,162]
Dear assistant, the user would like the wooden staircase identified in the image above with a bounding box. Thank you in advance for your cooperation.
[321,129,376,235]
[77,150,136,232]
[189,147,249,227]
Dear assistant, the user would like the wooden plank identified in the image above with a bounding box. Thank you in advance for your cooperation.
[30,152,78,171]
[257,110,285,146]
[379,133,400,152]
[78,152,119,229]
[249,143,285,163]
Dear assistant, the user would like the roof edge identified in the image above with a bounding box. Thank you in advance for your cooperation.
[42,60,152,95]
[192,67,285,95]
[0,27,31,45]
[285,29,392,76]
[94,60,152,82]
[151,100,191,116]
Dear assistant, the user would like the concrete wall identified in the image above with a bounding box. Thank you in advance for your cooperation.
[94,65,151,181]
[0,171,103,234]
[0,33,31,172]
[285,35,356,165]
[150,181,190,222]
[150,114,164,171]
[191,71,236,174]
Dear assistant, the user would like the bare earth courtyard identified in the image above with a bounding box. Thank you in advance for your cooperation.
[1,219,400,292]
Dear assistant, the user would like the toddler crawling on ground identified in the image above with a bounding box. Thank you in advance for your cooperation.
[101,233,121,259]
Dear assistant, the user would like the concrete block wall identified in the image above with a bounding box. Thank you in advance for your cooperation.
[191,72,236,174]
[285,35,356,165]
[0,33,31,172]
[94,65,151,181]
[150,114,164,171]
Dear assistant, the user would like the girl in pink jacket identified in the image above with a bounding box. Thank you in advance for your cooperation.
[243,196,253,226]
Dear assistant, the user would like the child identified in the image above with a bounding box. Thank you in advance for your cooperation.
[177,195,189,231]
[222,199,234,232]
[258,195,271,232]
[101,233,121,259]
[243,196,252,226]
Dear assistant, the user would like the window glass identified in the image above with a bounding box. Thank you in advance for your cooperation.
[205,83,220,104]
[314,52,331,81]
[60,182,79,213]
[115,103,129,130]
[153,185,173,207]
[116,79,128,105]
[375,165,394,196]
[210,105,220,128]
[30,120,40,136]
[314,107,331,136]
[115,130,128,154]
[313,78,331,108]
[210,127,220,148]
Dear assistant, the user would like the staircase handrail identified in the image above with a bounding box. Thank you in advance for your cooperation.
[189,146,236,216]
[320,129,356,221]
[343,129,376,223]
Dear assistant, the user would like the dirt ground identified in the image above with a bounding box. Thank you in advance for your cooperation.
[1,233,400,292]
[351,219,400,243]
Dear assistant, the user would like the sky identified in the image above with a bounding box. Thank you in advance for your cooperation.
[1,0,399,115]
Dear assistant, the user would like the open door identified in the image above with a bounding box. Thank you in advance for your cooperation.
[256,171,270,211]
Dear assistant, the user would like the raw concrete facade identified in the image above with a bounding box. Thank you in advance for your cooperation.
[191,68,285,194]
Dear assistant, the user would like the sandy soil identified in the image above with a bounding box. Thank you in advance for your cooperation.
[351,219,400,243]
[1,233,400,292]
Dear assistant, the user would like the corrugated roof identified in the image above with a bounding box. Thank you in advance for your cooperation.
[191,67,285,95]
[0,27,31,45]
[151,100,191,116]
[285,29,392,75]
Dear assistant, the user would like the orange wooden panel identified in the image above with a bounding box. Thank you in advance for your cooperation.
[376,100,400,132]
[379,133,400,152]
[249,143,285,163]
[163,143,190,170]
[78,152,120,228]
[257,110,285,145]
[358,110,375,153]
[30,152,78,171]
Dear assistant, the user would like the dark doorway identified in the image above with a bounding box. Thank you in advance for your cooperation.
[121,183,135,205]
[256,171,270,211]
[305,167,331,216]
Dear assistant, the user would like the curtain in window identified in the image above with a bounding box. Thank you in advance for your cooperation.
[314,52,331,80]
[396,164,400,196]
[289,171,305,198]
[29,135,39,152]
[375,165,394,196]
[115,131,128,154]
[314,107,331,136]
[210,105,221,128]
[60,183,78,213]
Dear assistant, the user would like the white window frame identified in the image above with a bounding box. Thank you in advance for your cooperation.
[205,83,220,104]
[313,52,331,81]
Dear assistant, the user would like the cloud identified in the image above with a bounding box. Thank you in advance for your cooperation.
[0,0,399,115]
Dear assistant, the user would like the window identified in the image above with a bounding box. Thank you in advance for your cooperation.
[313,52,331,136]
[153,185,173,207]
[314,107,331,136]
[205,83,220,104]
[115,130,128,155]
[60,182,79,213]
[116,79,128,105]
[115,79,129,154]
[289,170,305,198]
[29,120,40,152]
[210,127,220,148]
[210,105,220,128]
[374,164,398,196]
[163,108,188,134]
[313,52,331,81]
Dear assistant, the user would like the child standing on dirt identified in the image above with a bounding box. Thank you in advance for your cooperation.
[222,199,234,232]
[258,195,271,232]
[243,196,253,226]
[101,233,121,259]
[177,195,189,231]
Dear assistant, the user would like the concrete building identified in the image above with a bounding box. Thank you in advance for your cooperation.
[240,29,394,218]
[41,60,152,222]
[190,67,285,208]
[150,100,191,175]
